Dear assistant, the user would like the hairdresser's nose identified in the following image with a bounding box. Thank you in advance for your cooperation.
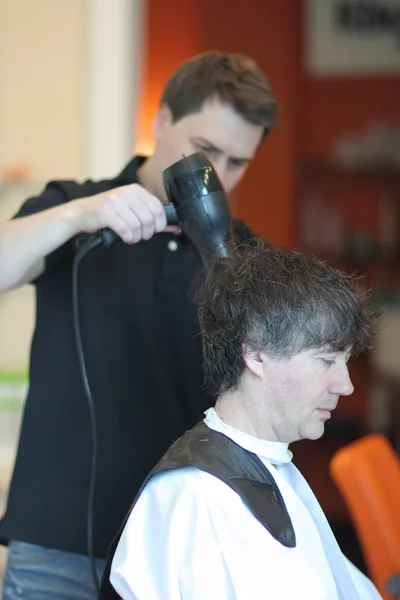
[209,156,228,187]
[213,158,241,195]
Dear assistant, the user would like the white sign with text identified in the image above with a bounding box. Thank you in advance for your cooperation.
[306,0,400,74]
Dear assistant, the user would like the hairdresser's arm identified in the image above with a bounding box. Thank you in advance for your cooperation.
[0,184,166,293]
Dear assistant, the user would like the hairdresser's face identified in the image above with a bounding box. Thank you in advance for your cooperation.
[249,347,354,443]
[152,98,264,196]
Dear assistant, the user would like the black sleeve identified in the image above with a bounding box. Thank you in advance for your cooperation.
[12,179,99,281]
[13,181,70,220]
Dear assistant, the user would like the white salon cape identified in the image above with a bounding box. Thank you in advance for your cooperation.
[110,408,382,599]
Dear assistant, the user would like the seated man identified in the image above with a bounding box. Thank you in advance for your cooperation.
[100,240,381,599]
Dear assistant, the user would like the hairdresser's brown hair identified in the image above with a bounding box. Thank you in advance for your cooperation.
[160,51,278,136]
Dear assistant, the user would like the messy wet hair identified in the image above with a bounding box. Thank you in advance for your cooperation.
[197,239,375,396]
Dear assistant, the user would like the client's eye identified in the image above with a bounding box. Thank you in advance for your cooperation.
[321,358,335,366]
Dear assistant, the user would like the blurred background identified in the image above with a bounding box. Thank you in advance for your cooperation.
[0,0,399,587]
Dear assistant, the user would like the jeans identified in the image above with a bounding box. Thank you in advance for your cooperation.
[2,541,107,600]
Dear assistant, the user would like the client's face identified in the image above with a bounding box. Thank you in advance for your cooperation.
[259,347,354,443]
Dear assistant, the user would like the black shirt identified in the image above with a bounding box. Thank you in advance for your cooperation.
[0,157,254,558]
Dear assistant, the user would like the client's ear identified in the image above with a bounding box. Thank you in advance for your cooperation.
[242,344,265,380]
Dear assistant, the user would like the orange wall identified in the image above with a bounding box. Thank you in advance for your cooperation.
[299,0,399,246]
[140,0,399,248]
[136,0,202,155]
[303,77,400,158]
[199,0,301,249]
[139,0,301,249]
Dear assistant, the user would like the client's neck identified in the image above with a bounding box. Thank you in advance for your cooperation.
[214,380,282,443]
[214,389,263,440]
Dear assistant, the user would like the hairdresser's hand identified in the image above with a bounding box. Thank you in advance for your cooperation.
[72,183,170,244]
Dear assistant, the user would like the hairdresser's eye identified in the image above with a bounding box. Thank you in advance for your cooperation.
[198,145,215,155]
[228,158,247,169]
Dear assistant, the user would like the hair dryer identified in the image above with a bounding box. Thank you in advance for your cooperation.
[99,152,233,262]
[163,152,233,260]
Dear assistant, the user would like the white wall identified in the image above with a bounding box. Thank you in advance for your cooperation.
[0,0,86,375]
[0,0,144,375]
[0,0,86,182]
[84,0,144,180]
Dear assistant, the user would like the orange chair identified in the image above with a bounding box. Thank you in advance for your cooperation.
[330,434,400,600]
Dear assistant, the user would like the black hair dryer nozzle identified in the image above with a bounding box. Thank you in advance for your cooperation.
[163,152,233,262]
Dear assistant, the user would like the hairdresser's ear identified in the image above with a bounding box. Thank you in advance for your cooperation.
[243,344,265,380]
[153,103,173,139]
